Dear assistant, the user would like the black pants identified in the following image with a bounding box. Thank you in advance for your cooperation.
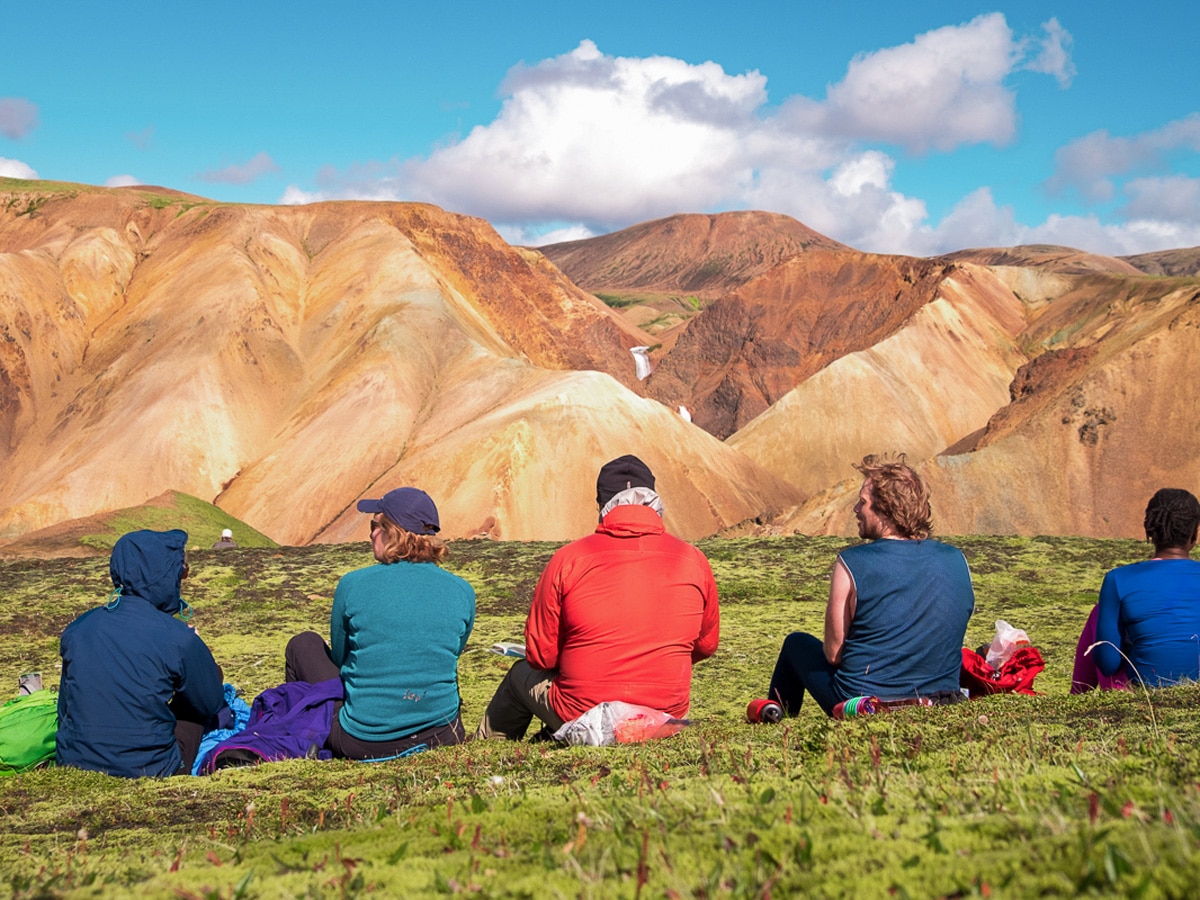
[171,667,222,776]
[284,631,464,760]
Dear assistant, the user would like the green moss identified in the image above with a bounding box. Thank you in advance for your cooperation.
[3,535,1198,897]
[75,492,277,554]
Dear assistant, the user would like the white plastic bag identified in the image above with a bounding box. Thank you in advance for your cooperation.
[985,620,1030,669]
[552,701,690,746]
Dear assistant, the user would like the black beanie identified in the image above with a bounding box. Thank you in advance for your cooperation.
[596,455,656,506]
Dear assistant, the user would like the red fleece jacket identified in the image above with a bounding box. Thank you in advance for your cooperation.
[524,504,720,720]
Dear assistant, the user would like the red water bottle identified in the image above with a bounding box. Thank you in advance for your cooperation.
[746,698,783,723]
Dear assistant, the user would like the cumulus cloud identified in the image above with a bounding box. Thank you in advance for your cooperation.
[912,185,1200,257]
[0,157,38,179]
[198,151,280,185]
[1047,114,1200,202]
[1121,175,1200,224]
[105,174,142,188]
[819,13,1022,153]
[401,40,774,226]
[280,184,324,205]
[0,98,38,140]
[526,224,596,247]
[293,18,1188,256]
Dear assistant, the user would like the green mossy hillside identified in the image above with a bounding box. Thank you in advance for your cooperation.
[3,534,1198,898]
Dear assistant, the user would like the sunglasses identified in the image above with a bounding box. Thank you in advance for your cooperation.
[370,518,383,533]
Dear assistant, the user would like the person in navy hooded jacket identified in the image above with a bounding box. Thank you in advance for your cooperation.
[56,529,225,777]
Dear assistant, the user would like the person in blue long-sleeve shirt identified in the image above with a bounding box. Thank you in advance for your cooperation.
[1090,489,1200,688]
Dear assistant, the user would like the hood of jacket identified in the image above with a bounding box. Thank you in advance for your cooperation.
[595,503,666,539]
[109,529,188,614]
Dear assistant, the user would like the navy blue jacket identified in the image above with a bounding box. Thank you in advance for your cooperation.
[56,530,224,777]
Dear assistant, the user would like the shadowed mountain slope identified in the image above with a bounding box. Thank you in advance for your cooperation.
[938,244,1144,276]
[1121,246,1200,277]
[551,217,1200,538]
[0,180,798,544]
[726,262,1028,493]
[644,251,969,438]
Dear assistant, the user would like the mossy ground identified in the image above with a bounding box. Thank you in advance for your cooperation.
[3,535,1198,898]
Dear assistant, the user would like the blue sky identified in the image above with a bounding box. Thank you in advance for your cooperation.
[3,1,1198,256]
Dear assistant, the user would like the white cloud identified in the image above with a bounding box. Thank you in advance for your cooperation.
[0,98,38,140]
[401,39,773,225]
[303,36,939,247]
[916,187,1200,257]
[279,184,326,205]
[526,224,596,247]
[198,151,280,185]
[105,174,141,188]
[820,13,1022,153]
[290,19,1154,257]
[922,188,1022,254]
[1121,176,1200,224]
[1024,214,1200,256]
[1023,18,1075,87]
[1047,114,1200,202]
[0,157,38,179]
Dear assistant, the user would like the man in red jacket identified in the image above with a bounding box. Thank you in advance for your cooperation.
[475,455,720,740]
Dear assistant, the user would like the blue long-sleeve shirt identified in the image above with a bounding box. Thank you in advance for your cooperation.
[1095,558,1200,686]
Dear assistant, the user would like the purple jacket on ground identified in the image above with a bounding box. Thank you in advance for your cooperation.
[201,678,343,772]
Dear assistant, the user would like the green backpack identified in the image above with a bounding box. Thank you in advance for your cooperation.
[0,690,59,776]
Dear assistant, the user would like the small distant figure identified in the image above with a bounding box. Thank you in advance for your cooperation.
[211,528,238,550]
[678,405,692,423]
[474,454,720,740]
[1072,488,1200,692]
[757,454,975,717]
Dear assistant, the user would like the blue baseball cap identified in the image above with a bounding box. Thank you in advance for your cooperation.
[356,487,441,535]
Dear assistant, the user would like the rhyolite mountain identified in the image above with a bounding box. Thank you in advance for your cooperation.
[546,216,1200,540]
[0,180,800,548]
[3,179,1198,548]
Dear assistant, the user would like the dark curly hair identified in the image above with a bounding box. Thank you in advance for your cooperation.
[854,453,933,540]
[1143,488,1200,551]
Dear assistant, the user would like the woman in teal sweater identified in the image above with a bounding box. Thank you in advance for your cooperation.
[286,488,475,759]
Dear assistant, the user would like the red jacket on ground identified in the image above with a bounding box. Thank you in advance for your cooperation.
[525,504,720,721]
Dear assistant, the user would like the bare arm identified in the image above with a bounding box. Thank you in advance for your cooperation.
[823,557,857,666]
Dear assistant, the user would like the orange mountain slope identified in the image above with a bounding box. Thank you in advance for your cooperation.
[759,268,1200,538]
[0,181,799,544]
[553,217,1200,539]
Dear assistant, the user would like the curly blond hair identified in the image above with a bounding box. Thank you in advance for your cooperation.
[854,453,932,540]
[373,515,449,564]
